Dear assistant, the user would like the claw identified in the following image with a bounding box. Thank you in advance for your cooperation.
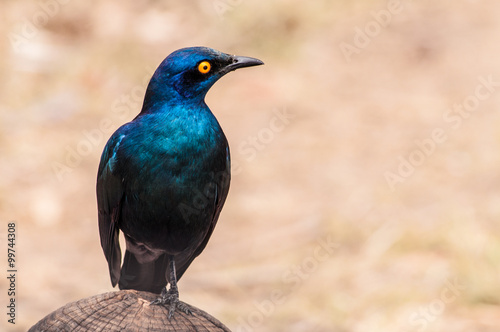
[150,287,168,305]
[149,259,191,319]
[167,298,192,320]
[150,286,192,319]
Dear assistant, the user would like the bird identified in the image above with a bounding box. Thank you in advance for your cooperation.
[96,47,263,318]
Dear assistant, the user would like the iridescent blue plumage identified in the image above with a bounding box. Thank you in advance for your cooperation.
[96,47,263,316]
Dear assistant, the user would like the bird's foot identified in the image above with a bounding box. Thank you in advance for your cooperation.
[150,287,192,319]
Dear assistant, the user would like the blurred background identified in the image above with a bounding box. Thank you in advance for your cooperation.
[1,0,500,331]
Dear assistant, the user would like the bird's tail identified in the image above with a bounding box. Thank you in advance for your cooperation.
[118,250,168,294]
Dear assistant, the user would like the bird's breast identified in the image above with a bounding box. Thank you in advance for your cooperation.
[123,110,228,214]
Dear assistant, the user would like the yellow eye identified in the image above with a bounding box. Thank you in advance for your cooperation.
[198,61,211,74]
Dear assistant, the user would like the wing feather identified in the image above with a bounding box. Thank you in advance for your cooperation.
[172,145,231,281]
[96,134,126,286]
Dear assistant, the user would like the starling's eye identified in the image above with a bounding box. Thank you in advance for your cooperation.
[198,61,211,74]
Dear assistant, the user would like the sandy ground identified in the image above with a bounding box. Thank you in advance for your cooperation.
[1,0,500,331]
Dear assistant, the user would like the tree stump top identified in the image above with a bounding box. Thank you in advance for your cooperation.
[29,290,231,332]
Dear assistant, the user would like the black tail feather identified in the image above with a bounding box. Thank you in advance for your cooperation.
[118,250,168,294]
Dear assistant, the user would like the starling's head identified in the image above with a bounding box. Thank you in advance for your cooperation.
[146,47,263,105]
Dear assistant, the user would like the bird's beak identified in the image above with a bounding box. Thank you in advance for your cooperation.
[223,55,264,74]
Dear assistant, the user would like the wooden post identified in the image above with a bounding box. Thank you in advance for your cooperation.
[29,290,231,332]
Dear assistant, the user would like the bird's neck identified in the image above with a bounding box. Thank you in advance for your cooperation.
[140,77,207,115]
[136,88,219,133]
[134,100,224,155]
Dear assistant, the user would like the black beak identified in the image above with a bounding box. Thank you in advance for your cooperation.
[223,55,264,74]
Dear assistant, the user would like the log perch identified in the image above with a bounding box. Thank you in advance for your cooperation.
[29,290,231,332]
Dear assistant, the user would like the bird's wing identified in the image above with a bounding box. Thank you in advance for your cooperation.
[96,133,127,287]
[174,145,231,281]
